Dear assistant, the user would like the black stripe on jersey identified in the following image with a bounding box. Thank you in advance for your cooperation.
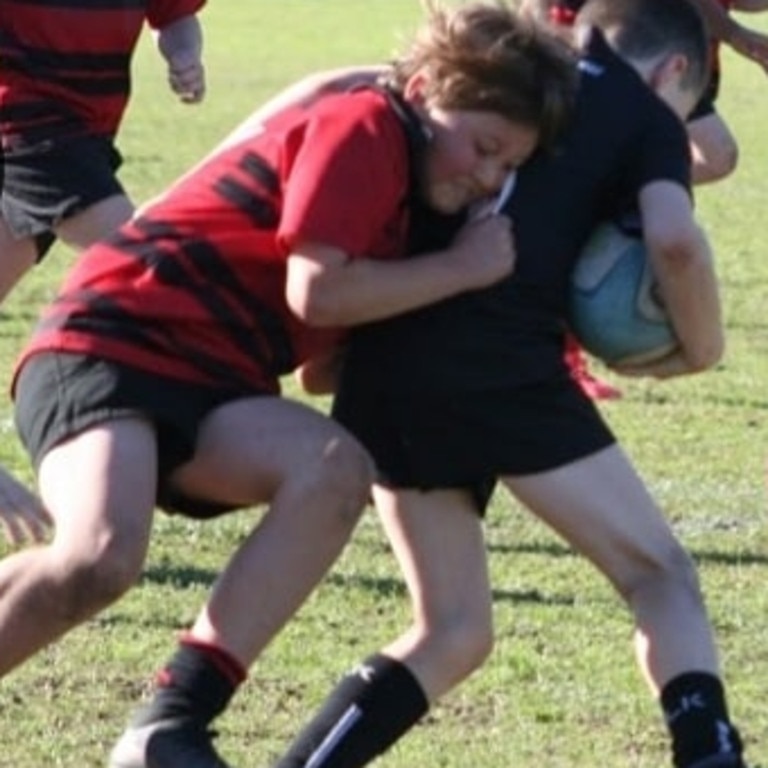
[181,239,296,376]
[213,177,278,229]
[120,219,296,377]
[0,98,86,138]
[40,290,258,392]
[8,0,146,9]
[40,289,178,358]
[2,49,131,96]
[0,29,132,70]
[239,152,280,197]
[0,97,80,123]
[132,219,295,375]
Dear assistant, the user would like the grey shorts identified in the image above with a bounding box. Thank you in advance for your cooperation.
[1,134,124,260]
[14,351,256,518]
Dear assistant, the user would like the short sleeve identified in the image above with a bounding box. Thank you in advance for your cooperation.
[146,0,206,30]
[277,93,409,259]
[627,107,692,195]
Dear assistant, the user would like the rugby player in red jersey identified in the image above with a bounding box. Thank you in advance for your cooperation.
[2,5,578,767]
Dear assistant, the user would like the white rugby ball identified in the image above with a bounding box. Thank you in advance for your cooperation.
[569,222,678,365]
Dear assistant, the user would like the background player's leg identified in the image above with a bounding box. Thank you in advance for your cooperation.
[0,218,39,303]
[55,193,135,250]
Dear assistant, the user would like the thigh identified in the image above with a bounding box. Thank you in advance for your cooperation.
[502,444,680,593]
[169,396,368,509]
[56,193,134,250]
[373,485,492,630]
[38,417,157,561]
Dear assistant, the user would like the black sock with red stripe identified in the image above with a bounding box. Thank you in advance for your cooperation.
[131,633,247,728]
[275,654,429,768]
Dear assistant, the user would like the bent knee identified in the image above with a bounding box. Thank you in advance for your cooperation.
[425,618,495,681]
[304,432,374,521]
[619,542,702,602]
[49,537,145,620]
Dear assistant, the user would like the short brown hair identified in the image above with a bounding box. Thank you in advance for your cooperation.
[383,0,578,148]
[576,0,710,97]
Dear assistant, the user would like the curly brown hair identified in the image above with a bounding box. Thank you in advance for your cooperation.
[382,0,578,148]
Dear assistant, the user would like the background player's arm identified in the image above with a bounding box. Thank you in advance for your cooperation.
[689,0,768,72]
[614,181,723,379]
[219,66,386,150]
[0,467,52,547]
[154,13,206,103]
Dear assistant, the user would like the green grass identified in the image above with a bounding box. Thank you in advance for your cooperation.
[1,2,767,766]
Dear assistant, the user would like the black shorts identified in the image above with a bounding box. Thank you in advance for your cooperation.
[14,352,255,518]
[0,134,124,260]
[332,376,616,515]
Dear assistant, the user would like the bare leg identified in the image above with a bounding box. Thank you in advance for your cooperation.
[109,398,374,768]
[502,444,719,694]
[374,486,494,701]
[55,193,135,250]
[169,397,373,666]
[271,486,491,768]
[0,418,157,677]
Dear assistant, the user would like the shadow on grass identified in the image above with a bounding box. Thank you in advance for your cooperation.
[691,548,768,566]
[488,541,768,568]
[126,542,766,620]
[324,572,575,606]
[140,562,219,588]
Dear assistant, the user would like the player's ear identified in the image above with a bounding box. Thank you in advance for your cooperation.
[648,52,688,94]
[403,70,430,105]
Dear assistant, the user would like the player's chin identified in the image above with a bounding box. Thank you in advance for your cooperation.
[423,186,472,215]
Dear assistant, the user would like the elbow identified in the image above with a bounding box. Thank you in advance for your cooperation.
[683,333,725,373]
[286,287,343,328]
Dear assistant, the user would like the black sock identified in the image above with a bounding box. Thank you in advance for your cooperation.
[661,672,744,767]
[133,635,246,728]
[275,654,429,768]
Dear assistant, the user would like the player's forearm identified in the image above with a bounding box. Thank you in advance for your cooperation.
[649,229,724,372]
[288,250,487,328]
[687,0,740,41]
[155,15,203,66]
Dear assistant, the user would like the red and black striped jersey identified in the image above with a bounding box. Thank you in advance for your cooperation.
[14,87,426,395]
[0,0,205,146]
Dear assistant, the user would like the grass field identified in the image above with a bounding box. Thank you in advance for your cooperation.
[1,2,767,766]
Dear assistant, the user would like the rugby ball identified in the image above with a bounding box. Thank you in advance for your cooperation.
[569,221,678,365]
